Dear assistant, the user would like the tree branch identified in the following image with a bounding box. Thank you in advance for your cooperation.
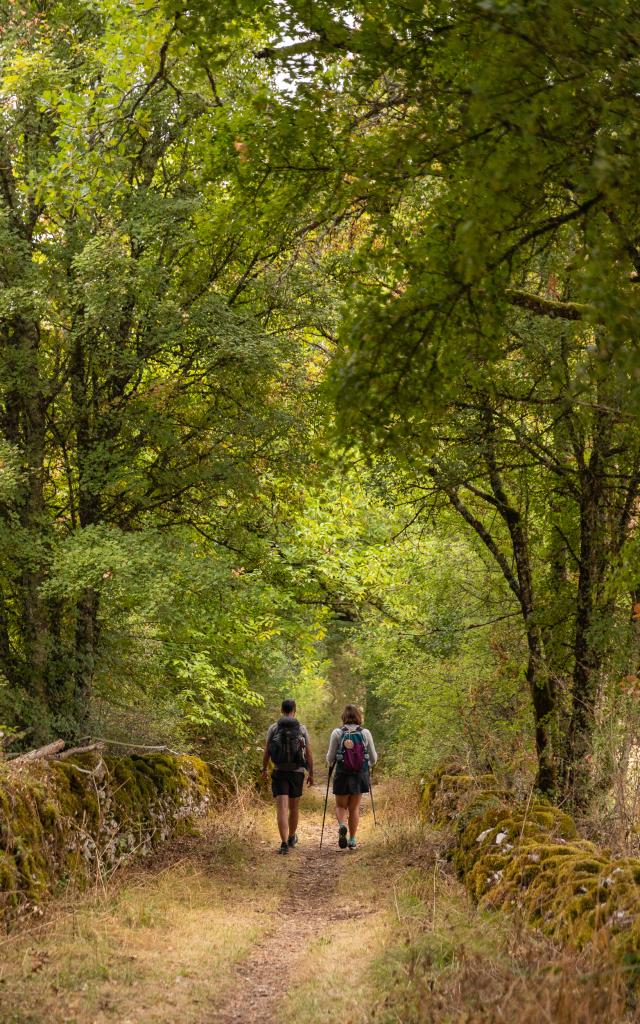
[498,194,602,267]
[255,38,327,60]
[507,288,587,321]
[429,469,523,607]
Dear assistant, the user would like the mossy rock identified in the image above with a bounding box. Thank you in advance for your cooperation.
[421,766,505,832]
[0,752,215,925]
[423,765,640,980]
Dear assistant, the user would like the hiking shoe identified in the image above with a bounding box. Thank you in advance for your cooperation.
[287,834,299,848]
[338,824,348,849]
[278,842,289,855]
[347,837,357,850]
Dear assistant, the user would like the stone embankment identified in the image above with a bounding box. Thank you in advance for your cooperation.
[0,750,213,921]
[423,766,640,969]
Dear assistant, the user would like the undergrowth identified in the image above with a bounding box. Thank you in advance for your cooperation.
[370,867,633,1023]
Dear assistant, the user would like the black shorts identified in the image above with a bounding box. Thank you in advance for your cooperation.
[333,769,370,796]
[271,770,304,799]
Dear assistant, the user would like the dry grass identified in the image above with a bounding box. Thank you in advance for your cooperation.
[0,786,284,1024]
[369,838,636,1024]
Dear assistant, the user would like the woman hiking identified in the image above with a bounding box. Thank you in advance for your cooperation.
[326,704,377,850]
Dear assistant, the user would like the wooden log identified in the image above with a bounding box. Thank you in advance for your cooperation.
[9,740,65,765]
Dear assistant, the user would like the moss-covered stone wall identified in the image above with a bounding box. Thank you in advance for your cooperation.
[422,765,640,971]
[0,752,214,922]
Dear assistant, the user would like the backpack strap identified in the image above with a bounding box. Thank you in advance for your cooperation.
[336,725,369,759]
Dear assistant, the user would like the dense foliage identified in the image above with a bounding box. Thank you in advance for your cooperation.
[0,0,327,746]
[2,0,640,818]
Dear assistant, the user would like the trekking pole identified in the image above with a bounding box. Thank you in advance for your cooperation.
[369,770,378,826]
[319,764,334,850]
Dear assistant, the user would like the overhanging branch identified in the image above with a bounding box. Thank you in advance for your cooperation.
[507,289,588,321]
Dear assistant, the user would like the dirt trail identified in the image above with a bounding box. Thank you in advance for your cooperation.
[210,803,366,1024]
[0,782,396,1024]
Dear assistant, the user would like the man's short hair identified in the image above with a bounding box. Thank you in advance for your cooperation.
[281,698,296,714]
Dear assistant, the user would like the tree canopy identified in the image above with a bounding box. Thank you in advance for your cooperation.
[1,0,640,812]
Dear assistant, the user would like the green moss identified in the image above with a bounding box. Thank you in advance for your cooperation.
[424,765,640,979]
[0,850,19,907]
[0,752,215,925]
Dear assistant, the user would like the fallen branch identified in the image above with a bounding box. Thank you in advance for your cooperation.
[8,740,65,765]
[85,737,184,755]
[53,742,106,761]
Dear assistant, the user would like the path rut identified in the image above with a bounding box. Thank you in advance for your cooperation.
[210,813,349,1023]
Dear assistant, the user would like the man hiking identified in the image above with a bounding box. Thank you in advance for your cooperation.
[262,698,314,854]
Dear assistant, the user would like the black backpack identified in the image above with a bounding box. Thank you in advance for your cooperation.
[268,717,307,770]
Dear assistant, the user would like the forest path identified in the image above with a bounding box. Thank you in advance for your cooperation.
[207,782,384,1024]
[0,781,405,1024]
[1,781,629,1024]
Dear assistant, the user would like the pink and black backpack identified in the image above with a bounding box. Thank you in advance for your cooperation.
[336,725,369,774]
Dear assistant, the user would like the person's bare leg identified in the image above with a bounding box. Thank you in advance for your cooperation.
[288,797,300,838]
[349,794,362,833]
[335,794,349,826]
[276,795,289,843]
[348,794,362,837]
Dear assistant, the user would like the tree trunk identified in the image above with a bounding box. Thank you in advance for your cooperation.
[73,586,99,738]
[440,445,558,794]
[562,413,611,809]
[0,586,15,685]
[70,335,101,738]
[525,631,557,795]
[2,316,53,742]
[482,410,558,795]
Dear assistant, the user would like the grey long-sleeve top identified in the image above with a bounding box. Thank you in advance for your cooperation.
[326,724,378,768]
